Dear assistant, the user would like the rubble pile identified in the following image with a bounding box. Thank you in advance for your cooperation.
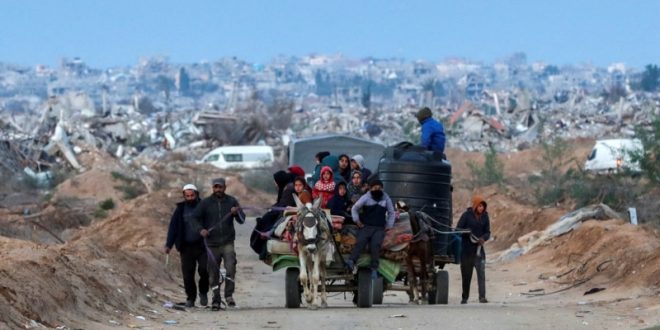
[2,55,659,180]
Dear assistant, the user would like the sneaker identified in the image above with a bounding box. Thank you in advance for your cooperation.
[479,298,489,303]
[226,296,236,307]
[460,299,467,304]
[184,300,194,308]
[199,293,208,307]
[211,301,224,311]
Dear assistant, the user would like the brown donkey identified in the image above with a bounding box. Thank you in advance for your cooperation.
[398,202,432,304]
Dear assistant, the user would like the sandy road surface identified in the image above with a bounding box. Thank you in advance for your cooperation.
[92,218,658,330]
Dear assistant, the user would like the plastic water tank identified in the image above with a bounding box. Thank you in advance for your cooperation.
[377,142,453,256]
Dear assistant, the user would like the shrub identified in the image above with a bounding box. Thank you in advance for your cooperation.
[529,137,645,210]
[93,208,108,219]
[99,198,115,210]
[466,144,504,187]
[114,185,143,200]
[111,171,133,182]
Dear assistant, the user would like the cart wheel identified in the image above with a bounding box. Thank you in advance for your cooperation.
[428,269,449,305]
[373,277,384,305]
[357,268,373,308]
[285,268,301,308]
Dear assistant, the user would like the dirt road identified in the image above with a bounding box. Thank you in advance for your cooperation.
[94,219,657,330]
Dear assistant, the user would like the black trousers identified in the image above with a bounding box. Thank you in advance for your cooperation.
[460,252,486,300]
[180,243,209,302]
[349,225,385,270]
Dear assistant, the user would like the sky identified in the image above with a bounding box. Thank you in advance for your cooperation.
[1,0,658,69]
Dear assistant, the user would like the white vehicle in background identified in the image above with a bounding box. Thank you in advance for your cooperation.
[584,139,643,173]
[201,145,274,170]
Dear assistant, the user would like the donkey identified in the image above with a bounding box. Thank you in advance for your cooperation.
[400,203,432,304]
[293,195,335,309]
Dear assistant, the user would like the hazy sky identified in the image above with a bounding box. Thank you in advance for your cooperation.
[1,0,658,68]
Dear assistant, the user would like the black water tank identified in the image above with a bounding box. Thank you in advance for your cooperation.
[377,142,453,256]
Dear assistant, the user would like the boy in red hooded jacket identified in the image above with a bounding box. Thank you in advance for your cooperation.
[457,195,491,304]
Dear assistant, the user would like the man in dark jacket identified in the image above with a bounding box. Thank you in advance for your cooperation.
[345,177,395,278]
[457,195,491,304]
[416,107,446,154]
[163,184,208,308]
[190,178,246,310]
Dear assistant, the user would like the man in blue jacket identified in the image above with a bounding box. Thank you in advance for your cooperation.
[416,107,446,154]
[163,184,208,308]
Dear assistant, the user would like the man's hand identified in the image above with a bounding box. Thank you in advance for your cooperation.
[230,206,239,215]
[162,246,171,254]
[356,222,364,228]
[200,229,209,238]
[478,238,485,245]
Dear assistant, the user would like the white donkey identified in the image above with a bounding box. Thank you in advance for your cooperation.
[293,195,335,309]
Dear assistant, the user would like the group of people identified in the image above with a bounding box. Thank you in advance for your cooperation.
[162,106,491,308]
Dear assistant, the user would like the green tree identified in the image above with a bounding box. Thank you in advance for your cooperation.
[640,64,660,92]
[177,67,190,94]
[527,138,575,205]
[467,144,504,187]
[631,115,660,184]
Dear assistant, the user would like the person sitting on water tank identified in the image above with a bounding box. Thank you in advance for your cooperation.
[415,107,446,154]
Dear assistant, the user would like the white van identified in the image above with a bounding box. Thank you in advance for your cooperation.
[201,145,274,170]
[584,139,643,173]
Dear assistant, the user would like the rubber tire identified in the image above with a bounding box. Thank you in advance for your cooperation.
[285,268,301,308]
[357,269,374,308]
[428,270,449,305]
[373,277,384,305]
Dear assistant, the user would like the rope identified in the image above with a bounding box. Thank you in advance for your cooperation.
[416,211,471,234]
[203,238,224,285]
[469,234,482,257]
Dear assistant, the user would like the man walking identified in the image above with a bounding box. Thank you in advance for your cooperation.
[457,195,491,304]
[163,184,208,307]
[189,178,245,310]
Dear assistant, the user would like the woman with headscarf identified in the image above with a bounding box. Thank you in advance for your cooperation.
[350,154,372,182]
[337,154,352,183]
[293,176,313,204]
[346,170,367,203]
[249,170,294,260]
[273,170,295,207]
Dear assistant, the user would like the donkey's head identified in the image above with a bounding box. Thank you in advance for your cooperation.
[294,194,327,253]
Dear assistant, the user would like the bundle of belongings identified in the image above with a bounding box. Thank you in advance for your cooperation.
[265,207,300,258]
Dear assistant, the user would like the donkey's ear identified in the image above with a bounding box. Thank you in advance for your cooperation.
[312,197,322,210]
[293,194,304,209]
